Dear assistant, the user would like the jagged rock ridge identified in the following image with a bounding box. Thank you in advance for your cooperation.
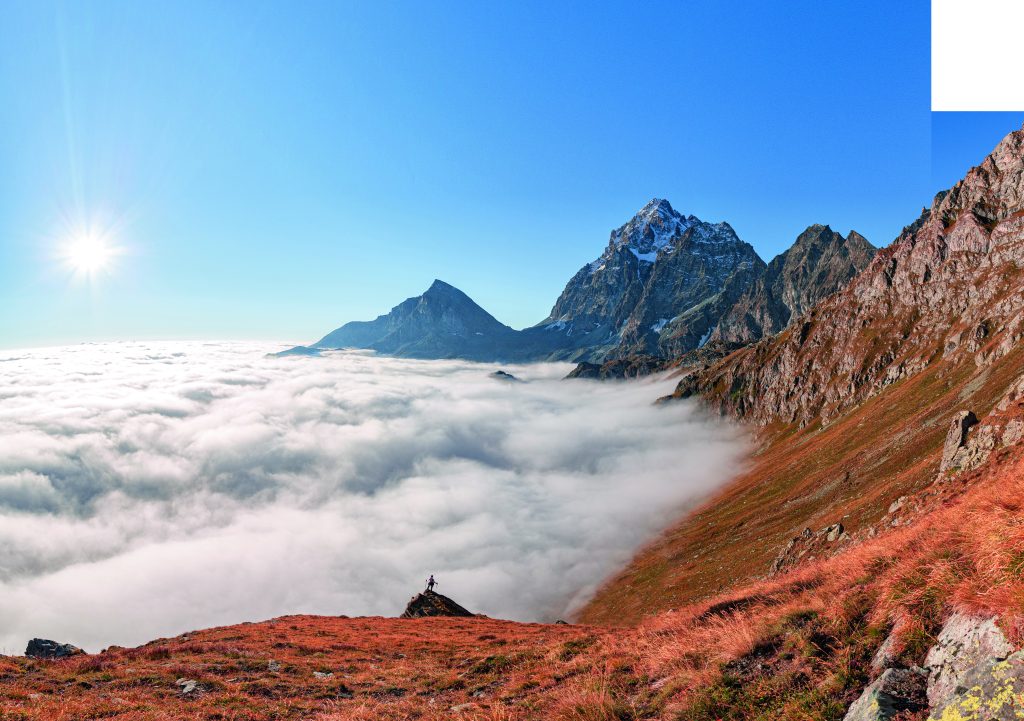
[712,224,876,344]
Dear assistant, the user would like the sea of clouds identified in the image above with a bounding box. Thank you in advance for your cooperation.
[0,341,747,652]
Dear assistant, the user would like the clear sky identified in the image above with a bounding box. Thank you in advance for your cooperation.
[0,0,954,348]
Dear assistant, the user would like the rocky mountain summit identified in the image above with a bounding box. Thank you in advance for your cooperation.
[400,590,474,618]
[530,198,765,361]
[671,126,1024,426]
[712,224,876,344]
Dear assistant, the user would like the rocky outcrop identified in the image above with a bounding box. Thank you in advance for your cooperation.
[925,613,1014,711]
[25,638,84,659]
[400,590,474,619]
[939,377,1024,479]
[842,668,928,721]
[671,126,1024,426]
[940,411,980,473]
[768,523,851,576]
[713,224,876,345]
[490,370,522,382]
[845,613,1016,720]
[531,199,765,362]
[565,354,670,380]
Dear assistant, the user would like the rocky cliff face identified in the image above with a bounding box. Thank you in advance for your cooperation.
[530,199,765,362]
[313,280,524,361]
[712,225,876,345]
[672,126,1024,426]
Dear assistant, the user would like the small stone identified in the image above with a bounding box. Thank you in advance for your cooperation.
[825,523,844,542]
[267,660,281,672]
[313,671,333,679]
[175,678,202,696]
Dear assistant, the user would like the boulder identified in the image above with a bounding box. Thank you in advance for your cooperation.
[925,613,1014,710]
[842,667,928,721]
[928,650,1024,720]
[175,678,203,696]
[401,590,474,618]
[25,638,84,659]
[940,411,979,473]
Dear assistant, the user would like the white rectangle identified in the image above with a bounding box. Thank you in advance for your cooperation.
[932,0,1024,110]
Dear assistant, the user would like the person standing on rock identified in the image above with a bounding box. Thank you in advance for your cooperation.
[426,574,436,592]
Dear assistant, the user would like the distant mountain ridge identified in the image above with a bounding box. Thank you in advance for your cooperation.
[283,200,875,363]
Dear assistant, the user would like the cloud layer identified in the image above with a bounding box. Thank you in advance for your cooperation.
[0,342,747,652]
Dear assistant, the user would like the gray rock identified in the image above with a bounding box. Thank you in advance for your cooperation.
[928,650,1024,720]
[175,677,203,696]
[825,522,845,542]
[267,659,281,672]
[940,411,979,473]
[842,667,928,721]
[888,496,908,514]
[925,612,1014,710]
[313,671,333,679]
[870,625,903,675]
[25,638,84,659]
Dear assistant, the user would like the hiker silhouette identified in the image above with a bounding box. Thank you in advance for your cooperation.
[426,574,436,592]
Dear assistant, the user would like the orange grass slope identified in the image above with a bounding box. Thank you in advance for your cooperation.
[0,615,634,721]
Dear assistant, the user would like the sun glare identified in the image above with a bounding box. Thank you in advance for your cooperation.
[61,233,118,277]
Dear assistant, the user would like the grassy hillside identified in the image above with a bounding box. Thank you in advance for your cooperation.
[579,342,1024,626]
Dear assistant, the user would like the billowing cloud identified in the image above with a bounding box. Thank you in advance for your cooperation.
[0,342,747,653]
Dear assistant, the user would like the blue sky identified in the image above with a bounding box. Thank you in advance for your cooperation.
[0,0,993,348]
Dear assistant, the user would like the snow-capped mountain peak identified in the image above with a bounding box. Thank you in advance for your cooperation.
[609,198,693,256]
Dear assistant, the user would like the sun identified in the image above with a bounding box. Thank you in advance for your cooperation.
[60,233,118,277]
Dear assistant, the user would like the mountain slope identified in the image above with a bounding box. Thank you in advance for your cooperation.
[711,224,876,344]
[314,280,524,361]
[580,124,1024,624]
[529,199,765,362]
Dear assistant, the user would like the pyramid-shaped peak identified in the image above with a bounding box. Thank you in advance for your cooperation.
[424,279,464,296]
[637,198,679,218]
